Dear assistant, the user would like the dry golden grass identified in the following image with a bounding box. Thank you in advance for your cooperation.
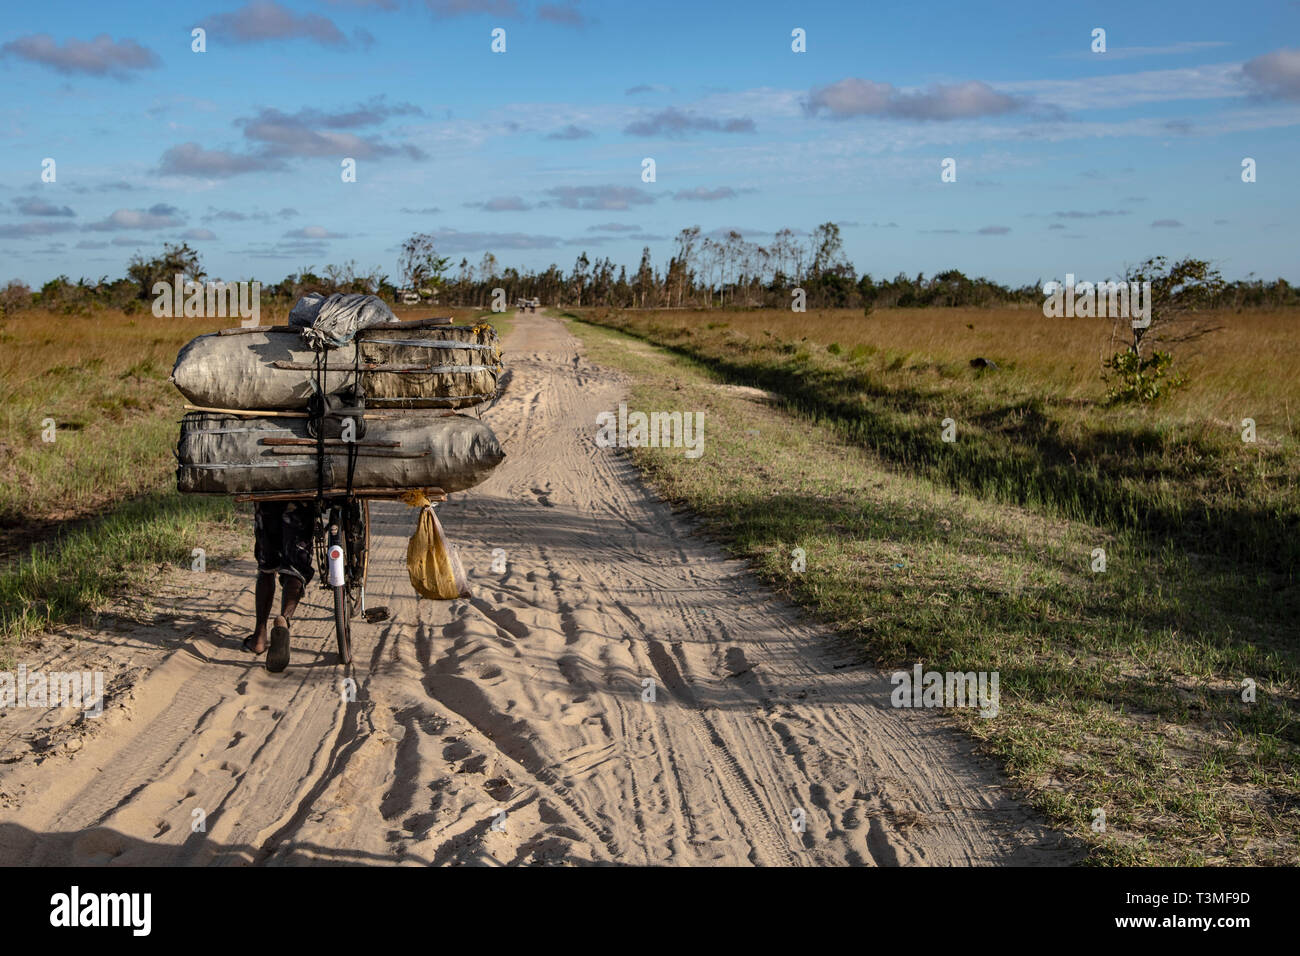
[576,305,1300,572]
[0,310,227,537]
[639,306,1300,439]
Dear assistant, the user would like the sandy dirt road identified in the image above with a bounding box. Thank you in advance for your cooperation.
[0,313,1078,866]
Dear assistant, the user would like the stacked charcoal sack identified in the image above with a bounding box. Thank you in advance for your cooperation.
[171,293,505,496]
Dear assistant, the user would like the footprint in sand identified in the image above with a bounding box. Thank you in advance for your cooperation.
[71,827,127,864]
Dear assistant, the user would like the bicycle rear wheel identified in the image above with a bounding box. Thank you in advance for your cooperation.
[325,505,353,666]
[345,500,369,620]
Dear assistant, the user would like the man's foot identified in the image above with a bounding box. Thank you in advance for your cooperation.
[242,633,268,655]
[266,615,291,673]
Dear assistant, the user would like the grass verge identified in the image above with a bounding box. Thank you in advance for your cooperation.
[0,492,241,654]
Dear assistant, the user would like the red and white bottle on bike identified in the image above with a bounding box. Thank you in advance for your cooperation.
[327,543,345,586]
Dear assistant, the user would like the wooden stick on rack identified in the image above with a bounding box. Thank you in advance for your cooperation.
[184,404,306,417]
[182,404,424,420]
[265,448,429,459]
[259,437,401,448]
[234,486,447,502]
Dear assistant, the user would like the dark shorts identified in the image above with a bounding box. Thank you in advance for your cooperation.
[254,501,316,585]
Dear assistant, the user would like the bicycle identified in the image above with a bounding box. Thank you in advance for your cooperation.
[313,496,372,665]
[238,484,444,667]
[215,315,482,668]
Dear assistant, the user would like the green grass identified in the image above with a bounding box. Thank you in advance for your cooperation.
[0,491,240,652]
[566,315,1300,866]
[477,308,514,341]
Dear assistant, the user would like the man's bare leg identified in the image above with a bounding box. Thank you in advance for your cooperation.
[266,574,303,673]
[279,575,304,621]
[244,571,276,654]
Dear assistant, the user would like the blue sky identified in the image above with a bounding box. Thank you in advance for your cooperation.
[1,0,1298,287]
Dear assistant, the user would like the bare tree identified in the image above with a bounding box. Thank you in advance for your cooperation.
[673,226,700,306]
[810,221,845,277]
[635,246,654,308]
[701,238,721,308]
[722,231,743,307]
[752,244,770,300]
[570,252,590,306]
[790,233,806,285]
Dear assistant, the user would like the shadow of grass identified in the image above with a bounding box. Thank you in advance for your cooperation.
[669,482,1300,747]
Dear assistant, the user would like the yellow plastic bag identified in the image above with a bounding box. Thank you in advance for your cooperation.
[402,491,470,599]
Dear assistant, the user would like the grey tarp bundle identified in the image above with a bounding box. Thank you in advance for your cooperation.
[175,411,505,494]
[289,292,398,350]
[170,324,503,410]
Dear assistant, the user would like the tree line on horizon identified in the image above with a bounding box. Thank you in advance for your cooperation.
[3,223,1298,317]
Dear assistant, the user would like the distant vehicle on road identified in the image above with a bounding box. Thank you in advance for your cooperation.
[400,287,438,305]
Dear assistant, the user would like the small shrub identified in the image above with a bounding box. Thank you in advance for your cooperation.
[1103,349,1186,404]
[0,280,32,316]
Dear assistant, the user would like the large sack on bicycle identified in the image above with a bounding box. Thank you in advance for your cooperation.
[175,410,505,494]
[288,292,397,350]
[170,323,503,411]
[405,500,470,600]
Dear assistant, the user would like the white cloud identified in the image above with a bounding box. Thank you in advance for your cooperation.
[1242,48,1300,100]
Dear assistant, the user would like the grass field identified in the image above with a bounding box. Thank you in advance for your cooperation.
[572,306,1299,573]
[0,302,505,646]
[565,311,1300,866]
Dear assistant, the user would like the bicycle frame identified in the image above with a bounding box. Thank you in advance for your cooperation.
[313,498,368,665]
